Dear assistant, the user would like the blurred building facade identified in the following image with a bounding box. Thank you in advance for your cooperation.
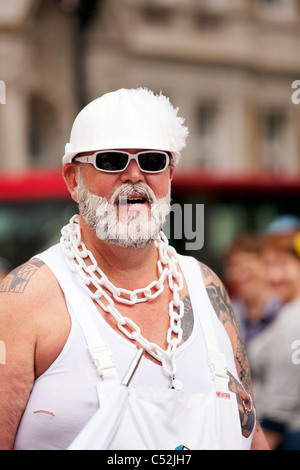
[0,0,300,174]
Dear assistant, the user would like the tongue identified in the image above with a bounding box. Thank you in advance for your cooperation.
[127,201,147,212]
[118,196,148,212]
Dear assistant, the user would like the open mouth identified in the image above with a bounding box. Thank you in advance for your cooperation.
[111,183,155,208]
[120,197,148,205]
[117,192,150,207]
[117,195,150,215]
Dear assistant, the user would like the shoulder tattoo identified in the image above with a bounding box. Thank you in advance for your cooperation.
[0,259,45,294]
[199,262,252,393]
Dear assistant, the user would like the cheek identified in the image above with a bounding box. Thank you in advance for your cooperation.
[90,181,113,199]
[81,168,119,199]
[146,174,171,199]
[285,264,300,284]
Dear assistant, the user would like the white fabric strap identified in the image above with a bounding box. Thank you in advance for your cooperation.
[178,255,229,392]
[35,246,120,386]
[206,349,229,392]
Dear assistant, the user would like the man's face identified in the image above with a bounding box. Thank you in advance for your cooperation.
[225,251,266,301]
[76,149,173,248]
[262,248,300,303]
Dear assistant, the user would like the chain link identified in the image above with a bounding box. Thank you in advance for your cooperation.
[61,215,184,380]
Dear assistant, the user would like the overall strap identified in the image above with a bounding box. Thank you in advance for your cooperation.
[178,255,229,392]
[35,245,120,395]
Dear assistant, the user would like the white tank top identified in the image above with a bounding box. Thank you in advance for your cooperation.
[14,244,252,450]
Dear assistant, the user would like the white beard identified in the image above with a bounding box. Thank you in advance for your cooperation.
[77,171,171,249]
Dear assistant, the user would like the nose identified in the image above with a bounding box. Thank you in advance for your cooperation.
[119,159,146,184]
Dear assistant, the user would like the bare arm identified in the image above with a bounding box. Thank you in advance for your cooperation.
[0,260,47,449]
[199,262,270,450]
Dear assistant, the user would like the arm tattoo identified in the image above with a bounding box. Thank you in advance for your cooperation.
[0,259,45,294]
[182,295,194,342]
[199,262,252,393]
[228,371,255,438]
[199,262,256,437]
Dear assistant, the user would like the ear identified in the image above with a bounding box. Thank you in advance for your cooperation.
[62,163,79,203]
[169,164,175,181]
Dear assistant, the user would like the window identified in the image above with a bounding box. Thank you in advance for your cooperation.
[195,103,217,167]
[28,95,58,167]
[261,110,286,171]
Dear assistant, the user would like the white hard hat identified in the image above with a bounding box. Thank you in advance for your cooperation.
[63,88,188,165]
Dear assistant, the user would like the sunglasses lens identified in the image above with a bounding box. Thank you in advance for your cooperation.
[95,152,128,171]
[138,152,167,172]
[94,151,168,172]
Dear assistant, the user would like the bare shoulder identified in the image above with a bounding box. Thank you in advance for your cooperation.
[0,258,53,300]
[0,257,65,320]
[0,256,69,364]
[0,258,68,449]
[0,256,64,362]
[198,261,238,331]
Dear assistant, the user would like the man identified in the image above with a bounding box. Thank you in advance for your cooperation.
[0,88,268,450]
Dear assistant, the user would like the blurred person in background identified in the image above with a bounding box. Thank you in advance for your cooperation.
[248,227,300,450]
[224,233,282,349]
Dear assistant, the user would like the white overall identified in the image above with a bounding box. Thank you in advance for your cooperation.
[14,245,252,450]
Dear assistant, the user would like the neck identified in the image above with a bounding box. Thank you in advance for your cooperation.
[79,215,159,287]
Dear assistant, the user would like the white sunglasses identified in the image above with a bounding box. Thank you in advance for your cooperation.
[74,150,170,173]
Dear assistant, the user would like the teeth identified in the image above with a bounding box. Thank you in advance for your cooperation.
[118,196,146,204]
[117,193,148,206]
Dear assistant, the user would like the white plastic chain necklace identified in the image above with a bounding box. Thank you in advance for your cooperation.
[60,215,184,388]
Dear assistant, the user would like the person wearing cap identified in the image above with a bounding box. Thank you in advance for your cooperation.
[0,88,268,450]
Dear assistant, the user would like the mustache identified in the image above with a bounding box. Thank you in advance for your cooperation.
[110,182,156,205]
